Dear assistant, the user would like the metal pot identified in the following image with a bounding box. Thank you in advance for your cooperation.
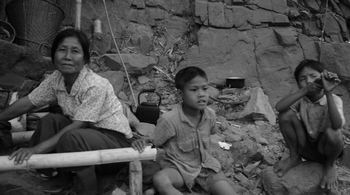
[226,77,245,88]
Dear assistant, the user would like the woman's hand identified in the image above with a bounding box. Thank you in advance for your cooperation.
[9,147,39,165]
[322,70,341,93]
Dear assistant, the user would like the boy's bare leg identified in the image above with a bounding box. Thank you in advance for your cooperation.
[318,128,343,190]
[274,110,304,177]
[210,180,237,195]
[153,168,185,195]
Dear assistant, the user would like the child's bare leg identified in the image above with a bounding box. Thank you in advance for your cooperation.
[210,180,237,195]
[153,168,184,195]
[318,128,343,190]
[274,110,304,177]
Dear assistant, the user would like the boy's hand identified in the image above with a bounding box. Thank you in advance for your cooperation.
[9,147,38,165]
[131,138,151,153]
[322,70,341,93]
[302,82,322,95]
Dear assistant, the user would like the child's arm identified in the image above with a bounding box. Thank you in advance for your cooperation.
[325,93,344,129]
[275,88,307,113]
[131,117,175,152]
[322,71,344,129]
[152,117,176,147]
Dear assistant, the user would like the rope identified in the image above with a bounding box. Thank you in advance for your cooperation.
[102,0,137,106]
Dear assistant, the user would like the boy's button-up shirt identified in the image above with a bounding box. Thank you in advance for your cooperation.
[28,66,132,138]
[153,104,221,187]
[292,94,345,140]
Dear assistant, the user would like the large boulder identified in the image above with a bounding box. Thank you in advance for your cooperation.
[125,22,153,53]
[255,0,289,14]
[298,34,319,61]
[319,42,350,81]
[100,54,157,75]
[180,27,258,86]
[145,0,191,16]
[261,162,350,195]
[208,2,226,28]
[262,163,323,195]
[239,87,276,125]
[253,28,303,104]
[98,71,125,95]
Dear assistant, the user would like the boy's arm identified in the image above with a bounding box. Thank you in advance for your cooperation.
[152,117,176,147]
[275,88,307,113]
[326,93,344,129]
[322,70,344,129]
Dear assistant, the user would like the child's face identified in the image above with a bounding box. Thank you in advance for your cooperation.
[298,66,322,91]
[181,76,209,111]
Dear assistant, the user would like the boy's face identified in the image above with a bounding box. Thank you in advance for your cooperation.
[298,66,322,92]
[181,76,209,111]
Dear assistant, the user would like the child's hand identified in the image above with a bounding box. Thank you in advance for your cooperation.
[131,138,150,153]
[303,81,322,95]
[322,70,341,93]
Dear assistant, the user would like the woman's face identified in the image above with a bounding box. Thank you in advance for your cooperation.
[54,36,85,75]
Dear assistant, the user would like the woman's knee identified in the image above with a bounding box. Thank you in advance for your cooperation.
[39,113,70,128]
[56,129,86,152]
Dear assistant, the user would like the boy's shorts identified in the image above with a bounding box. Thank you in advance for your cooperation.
[160,160,230,192]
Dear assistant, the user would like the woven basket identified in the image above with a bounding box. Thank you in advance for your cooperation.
[6,0,65,56]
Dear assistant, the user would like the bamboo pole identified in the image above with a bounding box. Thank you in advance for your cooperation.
[75,0,82,29]
[129,160,142,195]
[12,131,34,144]
[0,147,156,171]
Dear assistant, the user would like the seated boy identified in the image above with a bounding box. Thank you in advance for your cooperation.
[274,60,345,190]
[132,66,236,195]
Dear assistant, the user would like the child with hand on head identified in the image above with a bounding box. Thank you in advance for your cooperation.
[274,60,345,191]
[132,66,236,195]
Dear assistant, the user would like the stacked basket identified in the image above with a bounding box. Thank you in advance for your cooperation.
[6,0,65,56]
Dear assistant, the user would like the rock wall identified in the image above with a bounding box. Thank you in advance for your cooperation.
[2,0,350,123]
[62,0,350,123]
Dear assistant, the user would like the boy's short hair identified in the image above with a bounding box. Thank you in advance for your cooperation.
[175,66,208,90]
[294,60,325,83]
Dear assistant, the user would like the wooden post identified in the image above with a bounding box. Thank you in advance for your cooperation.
[129,160,142,195]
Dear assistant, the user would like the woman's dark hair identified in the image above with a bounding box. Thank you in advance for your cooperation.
[175,66,208,90]
[294,60,325,83]
[51,28,90,64]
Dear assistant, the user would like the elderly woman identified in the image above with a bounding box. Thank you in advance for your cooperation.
[0,28,134,194]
